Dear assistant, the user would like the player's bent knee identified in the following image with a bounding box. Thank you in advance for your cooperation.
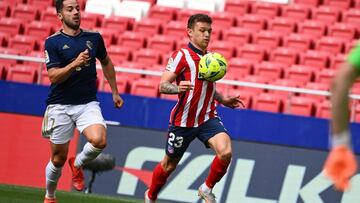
[218,150,232,162]
[161,161,177,173]
[52,155,67,167]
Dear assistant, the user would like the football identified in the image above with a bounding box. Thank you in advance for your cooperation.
[198,52,227,82]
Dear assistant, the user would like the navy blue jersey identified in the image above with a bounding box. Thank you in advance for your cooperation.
[44,29,107,105]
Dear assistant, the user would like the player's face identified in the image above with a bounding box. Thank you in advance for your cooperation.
[188,21,212,51]
[59,0,81,30]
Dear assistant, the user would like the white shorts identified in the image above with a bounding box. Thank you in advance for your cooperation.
[41,101,107,144]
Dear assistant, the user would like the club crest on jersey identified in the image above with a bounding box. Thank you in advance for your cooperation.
[86,41,93,50]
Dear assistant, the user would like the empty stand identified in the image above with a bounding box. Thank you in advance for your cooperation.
[236,14,267,31]
[40,7,62,28]
[298,20,327,38]
[96,27,118,46]
[252,31,282,49]
[147,35,176,53]
[0,2,10,18]
[132,48,162,66]
[102,75,129,94]
[209,40,236,59]
[342,9,360,26]
[8,35,39,53]
[163,21,187,39]
[251,1,281,18]
[236,44,268,62]
[315,36,345,55]
[284,65,315,83]
[330,54,346,69]
[176,9,210,22]
[0,18,24,36]
[311,6,341,24]
[294,0,322,6]
[224,0,251,15]
[253,62,284,80]
[27,0,54,8]
[101,16,134,33]
[11,4,40,22]
[6,66,37,84]
[299,50,331,69]
[315,100,331,119]
[156,0,186,9]
[186,0,218,12]
[85,0,118,17]
[270,47,299,66]
[323,0,352,9]
[227,88,253,108]
[315,68,336,84]
[252,93,284,113]
[222,27,252,44]
[81,12,103,29]
[148,5,177,22]
[24,21,53,40]
[117,31,146,51]
[345,40,359,53]
[210,12,237,29]
[282,33,314,51]
[287,96,316,116]
[281,3,311,21]
[130,78,159,97]
[114,0,151,21]
[327,23,358,40]
[107,45,132,66]
[267,17,297,35]
[227,58,256,79]
[133,18,163,35]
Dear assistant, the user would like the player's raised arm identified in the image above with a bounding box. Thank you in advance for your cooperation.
[159,71,193,94]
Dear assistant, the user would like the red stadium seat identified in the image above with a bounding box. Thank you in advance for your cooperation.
[163,21,187,39]
[107,45,132,65]
[133,18,163,35]
[294,0,322,6]
[299,50,330,69]
[8,34,39,52]
[311,6,341,24]
[284,65,314,83]
[210,12,236,29]
[0,47,24,68]
[224,0,251,15]
[251,2,281,18]
[352,105,360,123]
[301,82,329,102]
[148,5,177,22]
[269,47,299,66]
[40,7,62,29]
[236,14,267,31]
[222,27,252,44]
[27,0,54,8]
[101,16,134,32]
[287,96,316,116]
[227,58,256,79]
[314,36,345,55]
[176,9,210,22]
[330,54,346,69]
[117,31,146,51]
[342,9,360,27]
[243,75,273,84]
[252,93,284,113]
[298,20,327,38]
[130,78,159,98]
[0,31,10,47]
[81,12,103,29]
[267,17,297,35]
[252,31,282,49]
[209,40,236,59]
[0,66,6,80]
[281,4,311,21]
[328,23,357,41]
[236,44,268,62]
[323,0,352,9]
[102,75,129,94]
[24,21,53,40]
[11,4,40,22]
[147,35,176,53]
[0,18,24,36]
[315,100,331,119]
[345,40,359,53]
[282,33,314,51]
[6,66,37,84]
[315,68,336,84]
[0,2,10,18]
[227,88,253,108]
[132,48,162,65]
[96,27,119,46]
[253,61,284,80]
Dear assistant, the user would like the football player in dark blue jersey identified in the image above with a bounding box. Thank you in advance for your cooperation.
[42,1,123,202]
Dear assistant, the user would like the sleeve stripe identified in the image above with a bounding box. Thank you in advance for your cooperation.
[168,51,183,72]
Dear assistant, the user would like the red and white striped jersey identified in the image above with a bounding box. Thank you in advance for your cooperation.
[166,43,218,127]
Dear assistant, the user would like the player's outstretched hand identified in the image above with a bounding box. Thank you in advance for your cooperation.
[178,81,194,93]
[323,145,358,191]
[113,94,124,109]
[222,95,245,109]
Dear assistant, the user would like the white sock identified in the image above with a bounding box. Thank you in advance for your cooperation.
[200,182,212,194]
[74,142,102,168]
[45,161,62,198]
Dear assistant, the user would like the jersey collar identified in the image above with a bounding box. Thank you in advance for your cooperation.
[188,42,207,56]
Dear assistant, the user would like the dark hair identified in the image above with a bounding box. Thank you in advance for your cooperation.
[187,14,212,29]
[55,0,64,13]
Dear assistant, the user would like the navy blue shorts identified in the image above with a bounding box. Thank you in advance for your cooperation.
[165,117,227,158]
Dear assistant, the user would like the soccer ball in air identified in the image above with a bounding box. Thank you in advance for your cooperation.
[198,52,227,82]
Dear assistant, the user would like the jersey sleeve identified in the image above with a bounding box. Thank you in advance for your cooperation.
[96,33,107,61]
[44,39,61,69]
[165,50,185,75]
[347,44,360,70]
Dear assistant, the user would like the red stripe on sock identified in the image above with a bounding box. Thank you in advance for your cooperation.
[148,163,170,200]
[205,156,230,188]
